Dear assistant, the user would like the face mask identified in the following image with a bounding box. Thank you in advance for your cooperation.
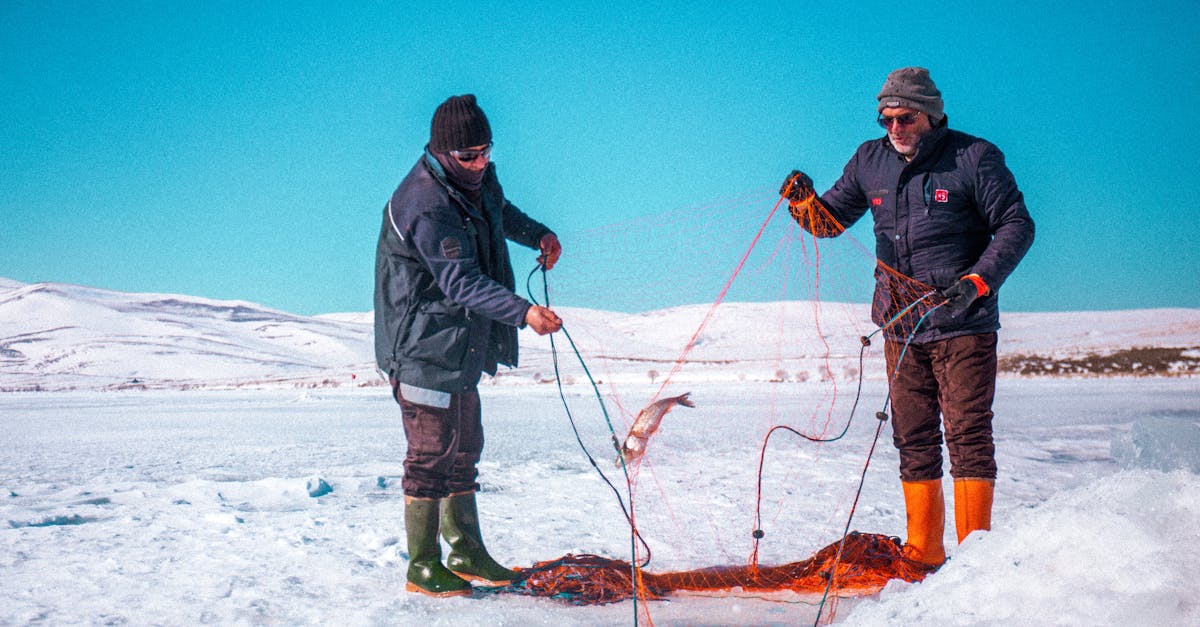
[433,151,486,192]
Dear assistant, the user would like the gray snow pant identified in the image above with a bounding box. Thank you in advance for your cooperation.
[885,332,998,482]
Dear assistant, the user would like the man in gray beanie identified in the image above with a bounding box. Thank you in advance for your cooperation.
[877,66,944,124]
[779,68,1034,567]
[375,94,563,597]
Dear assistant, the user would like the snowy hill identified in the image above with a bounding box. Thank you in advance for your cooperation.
[1,278,1197,391]
[0,279,371,391]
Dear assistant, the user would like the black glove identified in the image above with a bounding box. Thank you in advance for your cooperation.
[940,275,988,315]
[780,170,814,202]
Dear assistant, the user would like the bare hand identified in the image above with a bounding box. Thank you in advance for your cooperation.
[524,305,562,335]
[538,233,562,270]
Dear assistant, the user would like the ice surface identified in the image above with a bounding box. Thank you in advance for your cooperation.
[2,380,1197,625]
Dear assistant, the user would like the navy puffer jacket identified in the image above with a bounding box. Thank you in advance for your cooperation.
[374,150,552,392]
[820,120,1034,342]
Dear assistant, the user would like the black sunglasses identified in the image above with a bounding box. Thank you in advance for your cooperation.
[877,112,922,129]
[449,144,492,163]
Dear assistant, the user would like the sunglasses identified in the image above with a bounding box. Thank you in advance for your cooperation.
[449,144,492,163]
[877,112,922,129]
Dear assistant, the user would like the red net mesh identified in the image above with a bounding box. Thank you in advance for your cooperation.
[515,190,950,622]
[492,532,935,605]
[790,192,943,342]
[787,193,846,239]
[872,260,942,341]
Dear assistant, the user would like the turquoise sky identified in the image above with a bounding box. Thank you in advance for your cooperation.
[3,1,1198,315]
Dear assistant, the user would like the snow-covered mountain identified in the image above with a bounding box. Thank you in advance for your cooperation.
[0,279,371,391]
[1,277,1197,391]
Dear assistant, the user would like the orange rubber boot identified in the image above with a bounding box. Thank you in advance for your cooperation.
[901,479,946,566]
[954,478,994,543]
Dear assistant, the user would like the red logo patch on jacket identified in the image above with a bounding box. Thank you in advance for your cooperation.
[934,189,949,203]
[871,197,883,206]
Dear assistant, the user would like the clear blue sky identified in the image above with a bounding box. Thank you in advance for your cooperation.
[3,1,1197,315]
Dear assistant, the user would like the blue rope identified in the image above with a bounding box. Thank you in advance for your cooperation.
[811,298,943,626]
[752,292,940,545]
[525,265,649,623]
[524,262,943,624]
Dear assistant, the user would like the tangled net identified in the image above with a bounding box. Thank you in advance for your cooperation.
[790,192,944,341]
[503,190,950,621]
[488,532,936,605]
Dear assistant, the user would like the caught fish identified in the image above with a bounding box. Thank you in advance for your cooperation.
[615,393,695,467]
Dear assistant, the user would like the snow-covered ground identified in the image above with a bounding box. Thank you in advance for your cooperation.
[3,380,1198,625]
[2,278,1199,624]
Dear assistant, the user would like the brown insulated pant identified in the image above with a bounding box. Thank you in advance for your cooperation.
[391,380,484,499]
[885,332,998,482]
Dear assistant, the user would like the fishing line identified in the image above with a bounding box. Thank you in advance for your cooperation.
[524,264,652,621]
[648,193,787,400]
[810,301,943,626]
[750,292,940,559]
[521,181,943,623]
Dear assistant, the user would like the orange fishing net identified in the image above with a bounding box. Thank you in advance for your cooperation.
[492,532,935,605]
[787,192,846,239]
[521,189,949,623]
[788,192,943,342]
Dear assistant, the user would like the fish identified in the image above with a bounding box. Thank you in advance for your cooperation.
[615,392,695,467]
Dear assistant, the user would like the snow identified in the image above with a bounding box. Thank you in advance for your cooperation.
[2,278,1199,625]
[0,280,372,391]
[4,277,1198,391]
[850,468,1200,626]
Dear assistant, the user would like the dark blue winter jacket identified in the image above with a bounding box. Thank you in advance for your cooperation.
[374,150,552,393]
[819,120,1035,342]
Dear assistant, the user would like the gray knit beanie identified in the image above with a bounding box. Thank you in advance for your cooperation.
[877,67,944,122]
[429,94,492,152]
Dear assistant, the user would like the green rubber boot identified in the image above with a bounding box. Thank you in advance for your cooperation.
[441,492,519,585]
[405,498,472,597]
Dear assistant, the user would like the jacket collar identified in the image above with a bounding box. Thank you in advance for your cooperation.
[424,145,496,194]
[423,146,452,186]
[884,118,950,168]
[422,147,486,220]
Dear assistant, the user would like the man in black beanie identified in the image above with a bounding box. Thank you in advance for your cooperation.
[779,68,1034,567]
[375,94,563,597]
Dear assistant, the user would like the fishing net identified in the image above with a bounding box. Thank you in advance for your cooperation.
[491,532,935,605]
[539,191,941,346]
[510,186,949,623]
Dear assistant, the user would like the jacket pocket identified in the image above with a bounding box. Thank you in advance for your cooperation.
[406,300,469,371]
[919,174,977,236]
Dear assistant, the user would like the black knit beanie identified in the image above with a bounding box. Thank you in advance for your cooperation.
[429,94,492,152]
[877,67,944,122]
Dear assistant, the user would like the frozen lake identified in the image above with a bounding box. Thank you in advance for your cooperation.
[3,378,1198,625]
